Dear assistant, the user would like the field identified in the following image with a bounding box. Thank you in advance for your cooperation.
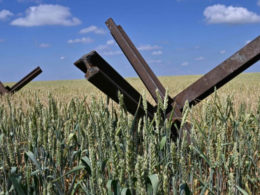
[0,73,259,194]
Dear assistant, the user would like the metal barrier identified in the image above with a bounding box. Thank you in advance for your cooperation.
[75,18,260,139]
[0,66,42,95]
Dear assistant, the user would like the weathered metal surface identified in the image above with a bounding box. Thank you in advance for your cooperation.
[74,51,155,118]
[9,66,42,93]
[106,18,169,103]
[106,19,188,139]
[172,36,260,110]
[75,18,259,141]
[0,81,8,95]
[0,67,42,96]
[106,18,186,137]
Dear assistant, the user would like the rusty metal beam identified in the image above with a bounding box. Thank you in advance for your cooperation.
[0,81,9,95]
[106,18,170,103]
[74,51,155,118]
[9,67,42,93]
[77,18,259,141]
[172,36,260,110]
[105,18,188,138]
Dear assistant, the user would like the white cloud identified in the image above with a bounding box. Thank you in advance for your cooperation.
[258,0,260,6]
[96,44,109,51]
[102,50,122,56]
[106,39,115,45]
[17,0,42,3]
[0,10,13,20]
[138,44,161,51]
[67,37,93,44]
[181,61,189,66]
[60,56,65,60]
[95,39,120,56]
[11,4,81,27]
[219,50,226,54]
[204,4,260,24]
[152,50,163,55]
[96,39,115,52]
[39,43,50,48]
[194,56,205,61]
[79,25,106,34]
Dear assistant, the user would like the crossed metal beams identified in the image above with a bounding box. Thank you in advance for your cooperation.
[0,66,42,95]
[74,51,155,119]
[75,18,259,138]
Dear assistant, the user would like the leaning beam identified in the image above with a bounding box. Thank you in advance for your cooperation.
[9,66,42,93]
[172,36,260,110]
[106,18,170,103]
[0,81,8,95]
[106,18,188,138]
[74,51,155,118]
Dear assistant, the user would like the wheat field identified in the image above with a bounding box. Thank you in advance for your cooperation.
[0,73,259,194]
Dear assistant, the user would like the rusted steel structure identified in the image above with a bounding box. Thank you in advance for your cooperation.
[75,18,260,138]
[0,66,42,95]
[74,51,155,119]
[172,36,260,110]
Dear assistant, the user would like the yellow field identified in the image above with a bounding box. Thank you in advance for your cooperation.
[0,72,259,194]
[3,72,260,111]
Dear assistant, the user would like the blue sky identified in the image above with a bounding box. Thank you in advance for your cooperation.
[0,0,259,82]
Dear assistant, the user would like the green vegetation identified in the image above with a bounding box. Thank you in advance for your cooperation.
[0,73,259,194]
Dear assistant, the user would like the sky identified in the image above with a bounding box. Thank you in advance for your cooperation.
[0,0,259,82]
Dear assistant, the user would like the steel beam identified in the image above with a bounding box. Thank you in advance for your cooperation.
[106,18,171,103]
[105,18,188,138]
[74,51,155,118]
[9,66,42,93]
[77,18,259,141]
[0,81,8,95]
[172,36,260,110]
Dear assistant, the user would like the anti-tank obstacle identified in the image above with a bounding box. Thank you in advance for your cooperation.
[75,18,260,140]
[0,66,42,95]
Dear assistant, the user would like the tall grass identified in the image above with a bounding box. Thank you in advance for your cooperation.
[0,91,259,194]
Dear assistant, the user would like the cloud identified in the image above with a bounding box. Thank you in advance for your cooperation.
[204,4,260,24]
[96,44,109,51]
[39,43,50,48]
[102,50,122,56]
[0,39,4,42]
[106,39,115,45]
[60,56,65,60]
[194,56,205,61]
[152,50,163,55]
[138,44,161,51]
[258,0,260,6]
[11,4,81,27]
[181,61,189,66]
[219,50,226,54]
[67,37,93,44]
[0,10,14,20]
[17,0,42,3]
[79,25,106,34]
[96,39,115,51]
[95,39,120,56]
